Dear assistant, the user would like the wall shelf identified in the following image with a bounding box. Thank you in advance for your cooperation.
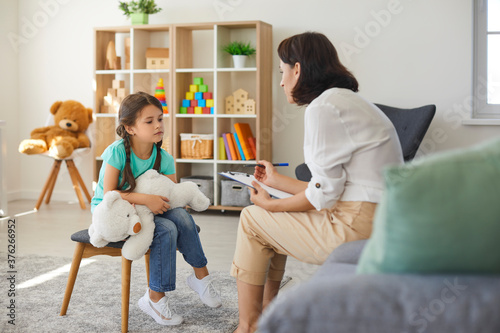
[93,21,272,211]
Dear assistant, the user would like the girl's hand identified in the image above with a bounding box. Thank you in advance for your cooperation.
[249,181,273,209]
[253,160,279,188]
[146,194,171,214]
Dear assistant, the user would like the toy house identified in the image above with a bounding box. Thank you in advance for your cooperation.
[146,48,169,69]
[225,88,255,114]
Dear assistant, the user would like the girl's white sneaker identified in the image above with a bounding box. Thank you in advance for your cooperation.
[187,273,222,308]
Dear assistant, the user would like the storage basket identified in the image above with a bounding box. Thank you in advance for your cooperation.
[221,180,252,207]
[180,176,214,205]
[180,133,214,159]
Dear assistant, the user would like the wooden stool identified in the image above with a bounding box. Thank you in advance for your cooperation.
[35,157,92,210]
[60,229,150,333]
[61,224,200,332]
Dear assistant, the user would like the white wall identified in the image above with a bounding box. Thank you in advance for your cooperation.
[4,0,500,201]
[0,0,20,200]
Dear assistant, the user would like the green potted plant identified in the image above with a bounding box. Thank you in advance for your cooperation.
[118,0,162,25]
[222,41,256,68]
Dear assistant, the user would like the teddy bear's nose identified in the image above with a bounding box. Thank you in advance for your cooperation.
[66,122,72,127]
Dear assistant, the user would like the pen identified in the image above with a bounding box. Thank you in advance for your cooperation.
[244,163,289,167]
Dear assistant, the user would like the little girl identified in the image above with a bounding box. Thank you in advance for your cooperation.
[90,92,221,326]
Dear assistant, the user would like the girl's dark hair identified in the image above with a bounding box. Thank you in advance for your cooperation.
[116,91,163,192]
[278,32,359,106]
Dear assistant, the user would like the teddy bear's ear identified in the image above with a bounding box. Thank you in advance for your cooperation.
[103,191,122,208]
[87,108,93,124]
[50,101,63,115]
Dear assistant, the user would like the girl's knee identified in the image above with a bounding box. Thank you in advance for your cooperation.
[154,217,178,239]
[169,208,196,229]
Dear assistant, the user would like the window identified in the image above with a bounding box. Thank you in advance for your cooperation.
[474,0,500,118]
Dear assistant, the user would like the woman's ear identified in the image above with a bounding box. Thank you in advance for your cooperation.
[294,62,301,78]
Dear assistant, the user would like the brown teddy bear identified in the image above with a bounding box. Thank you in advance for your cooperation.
[19,100,93,159]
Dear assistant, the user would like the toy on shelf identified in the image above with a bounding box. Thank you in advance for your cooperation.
[225,88,255,115]
[125,37,131,69]
[179,77,214,115]
[146,48,169,69]
[102,80,126,113]
[105,41,121,70]
[154,78,168,114]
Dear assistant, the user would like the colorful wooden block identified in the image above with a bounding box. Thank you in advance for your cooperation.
[190,100,198,107]
[206,99,214,107]
[194,107,203,114]
[203,92,213,99]
[211,107,214,114]
[193,77,203,85]
[202,107,211,114]
[186,92,194,100]
[182,99,190,107]
[189,84,199,93]
[194,92,203,100]
[199,84,208,93]
[198,99,206,107]
[187,107,194,114]
[180,107,187,114]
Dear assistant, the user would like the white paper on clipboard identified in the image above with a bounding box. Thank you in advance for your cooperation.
[219,172,293,199]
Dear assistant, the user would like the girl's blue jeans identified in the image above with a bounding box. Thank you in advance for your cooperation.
[148,207,208,292]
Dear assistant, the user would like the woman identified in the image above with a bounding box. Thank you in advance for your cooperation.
[230,32,404,333]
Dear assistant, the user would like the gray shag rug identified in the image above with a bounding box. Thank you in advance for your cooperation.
[1,254,291,333]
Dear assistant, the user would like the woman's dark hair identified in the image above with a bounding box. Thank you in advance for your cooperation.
[278,32,358,105]
[116,91,163,192]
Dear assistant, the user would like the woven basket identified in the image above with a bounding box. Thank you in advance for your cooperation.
[180,133,214,159]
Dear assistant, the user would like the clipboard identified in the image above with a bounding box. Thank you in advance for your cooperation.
[219,171,293,199]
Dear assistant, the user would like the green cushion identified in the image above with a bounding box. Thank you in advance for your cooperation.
[357,138,500,274]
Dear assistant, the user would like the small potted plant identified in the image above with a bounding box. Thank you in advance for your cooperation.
[118,0,162,25]
[222,41,256,68]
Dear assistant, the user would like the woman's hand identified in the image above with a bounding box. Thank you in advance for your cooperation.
[249,181,273,209]
[145,194,171,215]
[253,160,279,188]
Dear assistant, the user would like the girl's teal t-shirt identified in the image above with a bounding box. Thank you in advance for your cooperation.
[90,139,175,212]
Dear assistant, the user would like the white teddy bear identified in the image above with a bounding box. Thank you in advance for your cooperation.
[89,170,210,260]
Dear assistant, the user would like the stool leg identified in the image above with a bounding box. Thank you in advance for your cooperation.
[60,242,85,316]
[121,256,132,333]
[67,159,92,203]
[44,160,62,205]
[65,160,86,209]
[35,160,62,210]
[145,252,150,287]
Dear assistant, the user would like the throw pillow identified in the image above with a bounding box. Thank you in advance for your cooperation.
[357,138,500,274]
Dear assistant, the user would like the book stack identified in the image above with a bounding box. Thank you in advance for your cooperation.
[219,123,257,161]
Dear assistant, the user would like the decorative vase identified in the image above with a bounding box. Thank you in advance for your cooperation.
[130,13,149,25]
[232,55,247,68]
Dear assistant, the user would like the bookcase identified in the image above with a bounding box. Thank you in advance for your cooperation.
[93,21,272,211]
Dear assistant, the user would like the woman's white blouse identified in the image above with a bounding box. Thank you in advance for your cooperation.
[304,88,404,211]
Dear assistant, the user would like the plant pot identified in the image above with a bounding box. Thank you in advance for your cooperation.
[130,13,149,25]
[232,55,247,68]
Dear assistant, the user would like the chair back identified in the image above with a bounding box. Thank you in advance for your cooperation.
[375,104,436,162]
[295,104,436,181]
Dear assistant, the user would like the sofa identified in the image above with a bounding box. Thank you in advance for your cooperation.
[259,137,500,333]
[258,239,500,333]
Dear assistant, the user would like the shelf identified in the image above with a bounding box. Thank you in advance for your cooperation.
[216,67,257,72]
[175,114,214,118]
[93,21,272,211]
[96,70,131,75]
[175,68,215,73]
[133,69,171,74]
[176,159,214,163]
